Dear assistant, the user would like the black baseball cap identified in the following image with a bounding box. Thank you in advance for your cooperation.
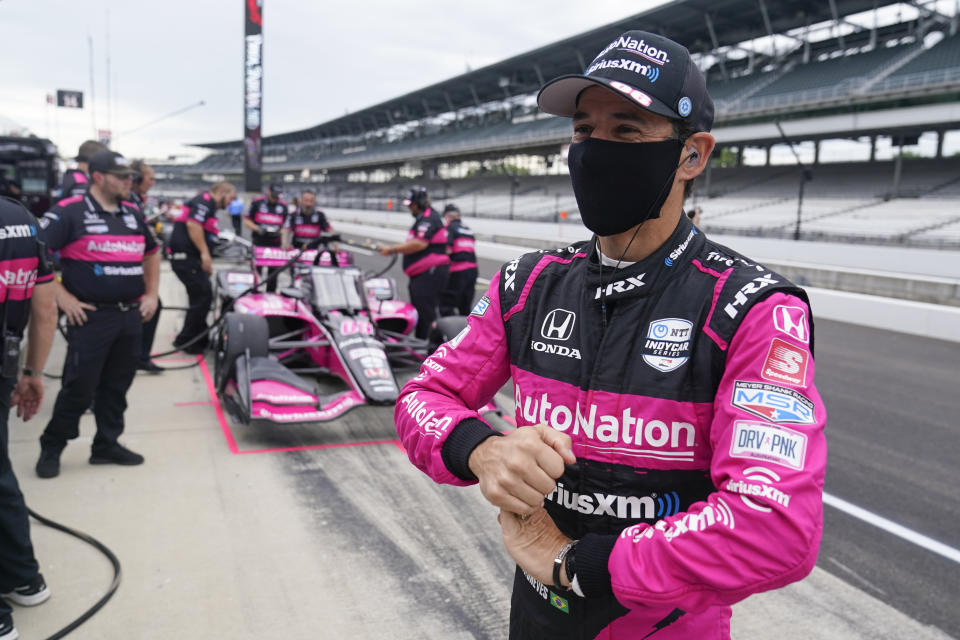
[403,186,428,206]
[89,151,135,177]
[537,30,714,133]
[268,182,283,194]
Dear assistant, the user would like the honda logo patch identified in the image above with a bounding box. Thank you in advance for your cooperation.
[773,305,809,344]
[541,309,576,341]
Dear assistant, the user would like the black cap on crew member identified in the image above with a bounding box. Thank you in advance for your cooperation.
[88,151,136,178]
[537,30,714,133]
[403,186,429,209]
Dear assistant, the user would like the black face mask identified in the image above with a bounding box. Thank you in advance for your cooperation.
[567,138,683,236]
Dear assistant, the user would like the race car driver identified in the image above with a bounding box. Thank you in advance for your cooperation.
[36,151,160,478]
[244,182,289,293]
[394,30,826,639]
[378,186,450,339]
[167,181,237,354]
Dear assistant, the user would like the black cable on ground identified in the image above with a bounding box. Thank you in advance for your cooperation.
[26,508,121,640]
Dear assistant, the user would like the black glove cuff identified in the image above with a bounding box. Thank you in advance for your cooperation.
[440,418,502,481]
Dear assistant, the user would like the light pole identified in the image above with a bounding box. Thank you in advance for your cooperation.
[775,122,813,241]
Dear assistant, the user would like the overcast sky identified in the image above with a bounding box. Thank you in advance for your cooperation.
[0,0,659,162]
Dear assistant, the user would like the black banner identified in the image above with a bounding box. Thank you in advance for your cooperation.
[244,0,263,192]
[56,90,84,109]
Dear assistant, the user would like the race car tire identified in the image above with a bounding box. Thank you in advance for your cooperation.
[215,312,270,392]
[428,316,468,353]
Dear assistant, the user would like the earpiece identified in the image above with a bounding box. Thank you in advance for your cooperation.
[685,149,700,164]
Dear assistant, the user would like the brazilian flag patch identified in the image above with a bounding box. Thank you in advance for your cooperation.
[549,591,569,613]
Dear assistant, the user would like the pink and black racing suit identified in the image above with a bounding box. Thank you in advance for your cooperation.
[395,215,826,639]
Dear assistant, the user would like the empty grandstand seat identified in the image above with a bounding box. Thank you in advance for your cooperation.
[740,44,914,110]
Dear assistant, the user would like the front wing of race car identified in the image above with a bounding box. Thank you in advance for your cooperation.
[231,354,368,423]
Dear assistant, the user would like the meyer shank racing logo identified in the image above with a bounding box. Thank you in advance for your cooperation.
[515,387,696,462]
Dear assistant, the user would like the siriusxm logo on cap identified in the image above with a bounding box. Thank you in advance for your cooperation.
[587,58,661,83]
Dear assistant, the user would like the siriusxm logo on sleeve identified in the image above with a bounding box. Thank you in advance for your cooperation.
[0,224,36,239]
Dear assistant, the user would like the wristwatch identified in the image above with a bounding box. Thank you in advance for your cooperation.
[553,540,578,591]
[22,368,39,378]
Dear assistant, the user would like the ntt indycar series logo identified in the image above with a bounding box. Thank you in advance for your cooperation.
[642,318,692,372]
[515,387,696,460]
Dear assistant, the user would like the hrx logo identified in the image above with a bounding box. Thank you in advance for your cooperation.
[502,259,519,292]
[594,274,646,300]
[723,274,778,318]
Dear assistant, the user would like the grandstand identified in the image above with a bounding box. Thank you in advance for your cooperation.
[156,0,960,249]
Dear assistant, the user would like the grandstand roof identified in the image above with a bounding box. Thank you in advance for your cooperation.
[196,0,893,150]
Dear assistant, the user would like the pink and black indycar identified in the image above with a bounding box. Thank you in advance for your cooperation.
[211,233,466,424]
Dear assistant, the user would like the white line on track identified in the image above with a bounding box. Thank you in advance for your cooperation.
[478,277,491,285]
[824,492,960,565]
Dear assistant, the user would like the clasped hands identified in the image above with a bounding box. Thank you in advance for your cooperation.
[468,424,576,588]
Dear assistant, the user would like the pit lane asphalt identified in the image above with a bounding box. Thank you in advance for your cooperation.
[343,238,960,638]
